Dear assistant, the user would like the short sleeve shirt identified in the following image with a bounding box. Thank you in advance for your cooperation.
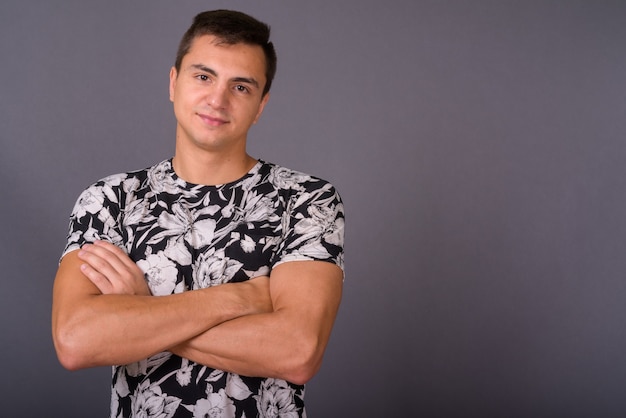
[63,159,345,417]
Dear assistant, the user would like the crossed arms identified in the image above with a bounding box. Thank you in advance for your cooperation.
[51,240,343,385]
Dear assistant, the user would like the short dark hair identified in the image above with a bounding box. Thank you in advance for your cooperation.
[175,10,277,96]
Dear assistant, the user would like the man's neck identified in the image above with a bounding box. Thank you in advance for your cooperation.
[172,148,257,186]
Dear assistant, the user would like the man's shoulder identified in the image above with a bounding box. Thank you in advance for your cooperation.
[86,159,172,190]
[259,160,338,193]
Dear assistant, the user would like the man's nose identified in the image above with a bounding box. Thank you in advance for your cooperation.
[207,84,229,109]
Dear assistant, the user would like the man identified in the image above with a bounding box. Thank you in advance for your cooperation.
[52,10,344,417]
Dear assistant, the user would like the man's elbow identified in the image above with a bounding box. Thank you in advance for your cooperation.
[56,354,85,372]
[284,362,321,386]
[52,327,93,371]
[281,337,325,385]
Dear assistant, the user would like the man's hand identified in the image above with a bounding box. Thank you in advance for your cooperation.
[78,240,151,296]
[169,261,342,384]
[53,248,274,370]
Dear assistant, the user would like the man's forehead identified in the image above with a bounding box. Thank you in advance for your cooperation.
[182,35,266,79]
[188,34,264,56]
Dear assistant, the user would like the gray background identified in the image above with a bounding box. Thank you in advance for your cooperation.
[1,1,625,416]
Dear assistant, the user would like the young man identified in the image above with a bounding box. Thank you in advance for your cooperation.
[52,10,344,417]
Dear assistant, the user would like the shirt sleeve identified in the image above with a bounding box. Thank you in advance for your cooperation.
[272,179,345,272]
[61,177,126,260]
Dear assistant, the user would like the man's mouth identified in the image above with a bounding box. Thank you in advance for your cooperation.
[197,112,228,127]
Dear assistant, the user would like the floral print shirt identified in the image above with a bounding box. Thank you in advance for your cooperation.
[62,159,345,417]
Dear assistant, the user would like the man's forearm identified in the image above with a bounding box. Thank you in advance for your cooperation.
[52,252,271,370]
[169,262,343,385]
[170,310,319,384]
[55,290,241,369]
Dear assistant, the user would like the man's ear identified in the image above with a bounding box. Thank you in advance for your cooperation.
[253,93,270,124]
[169,67,178,103]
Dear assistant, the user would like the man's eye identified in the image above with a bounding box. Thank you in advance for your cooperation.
[197,74,209,81]
[235,85,248,93]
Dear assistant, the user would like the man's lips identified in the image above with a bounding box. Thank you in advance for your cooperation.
[196,112,228,126]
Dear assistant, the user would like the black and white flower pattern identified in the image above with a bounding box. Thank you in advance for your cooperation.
[63,159,344,417]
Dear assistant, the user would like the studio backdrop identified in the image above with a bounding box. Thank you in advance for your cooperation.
[1,1,626,416]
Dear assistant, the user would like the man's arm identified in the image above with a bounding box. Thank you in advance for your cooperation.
[170,260,343,385]
[51,242,272,370]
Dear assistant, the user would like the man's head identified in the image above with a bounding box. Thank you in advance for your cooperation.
[175,10,277,97]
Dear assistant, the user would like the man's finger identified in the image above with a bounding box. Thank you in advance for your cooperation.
[79,263,112,294]
[93,240,138,271]
[80,243,129,277]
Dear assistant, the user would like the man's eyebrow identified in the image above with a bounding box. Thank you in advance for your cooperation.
[189,64,260,89]
[189,64,217,76]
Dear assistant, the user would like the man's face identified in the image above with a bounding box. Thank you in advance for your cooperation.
[169,35,269,155]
